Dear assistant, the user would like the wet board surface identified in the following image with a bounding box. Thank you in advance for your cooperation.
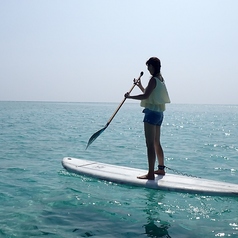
[62,157,238,197]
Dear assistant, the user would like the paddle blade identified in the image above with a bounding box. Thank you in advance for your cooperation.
[86,126,106,149]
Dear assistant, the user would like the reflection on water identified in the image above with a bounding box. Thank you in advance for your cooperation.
[144,221,171,238]
[143,190,171,238]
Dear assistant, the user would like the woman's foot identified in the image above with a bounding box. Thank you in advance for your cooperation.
[154,169,165,175]
[137,173,155,180]
[154,165,165,175]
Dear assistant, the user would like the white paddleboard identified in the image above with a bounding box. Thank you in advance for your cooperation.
[62,157,238,197]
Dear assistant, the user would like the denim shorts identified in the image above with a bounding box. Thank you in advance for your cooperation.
[142,108,164,126]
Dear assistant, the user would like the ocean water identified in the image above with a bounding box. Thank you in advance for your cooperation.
[0,101,238,238]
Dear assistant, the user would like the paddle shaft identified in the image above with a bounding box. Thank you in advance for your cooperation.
[86,71,143,149]
[106,72,143,127]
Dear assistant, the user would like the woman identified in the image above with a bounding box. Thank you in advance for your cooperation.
[125,57,170,180]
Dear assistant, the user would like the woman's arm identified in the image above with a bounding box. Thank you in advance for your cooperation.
[134,78,145,93]
[125,77,156,100]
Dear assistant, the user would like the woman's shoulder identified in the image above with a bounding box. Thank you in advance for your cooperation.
[154,75,164,83]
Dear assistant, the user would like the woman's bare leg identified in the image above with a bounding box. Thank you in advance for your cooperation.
[137,122,156,180]
[154,126,165,175]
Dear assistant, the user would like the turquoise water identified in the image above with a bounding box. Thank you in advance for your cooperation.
[0,101,238,238]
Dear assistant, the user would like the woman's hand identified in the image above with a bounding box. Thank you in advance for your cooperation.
[134,78,145,93]
[124,92,130,98]
[134,78,142,87]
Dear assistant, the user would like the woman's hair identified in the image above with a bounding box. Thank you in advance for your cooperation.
[146,57,161,76]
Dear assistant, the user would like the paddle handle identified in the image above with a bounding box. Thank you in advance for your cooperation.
[106,72,143,127]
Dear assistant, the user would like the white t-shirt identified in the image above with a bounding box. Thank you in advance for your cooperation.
[140,77,170,112]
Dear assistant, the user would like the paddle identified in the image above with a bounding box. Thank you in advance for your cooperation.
[86,71,144,149]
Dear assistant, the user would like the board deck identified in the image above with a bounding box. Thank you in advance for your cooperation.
[62,157,238,197]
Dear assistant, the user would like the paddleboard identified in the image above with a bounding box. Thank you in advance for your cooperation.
[62,157,238,197]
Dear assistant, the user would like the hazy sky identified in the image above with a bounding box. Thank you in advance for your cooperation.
[1,0,238,104]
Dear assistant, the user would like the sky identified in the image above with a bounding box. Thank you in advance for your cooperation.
[0,0,238,104]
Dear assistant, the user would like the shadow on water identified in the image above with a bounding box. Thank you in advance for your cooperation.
[142,190,171,238]
[144,221,171,238]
